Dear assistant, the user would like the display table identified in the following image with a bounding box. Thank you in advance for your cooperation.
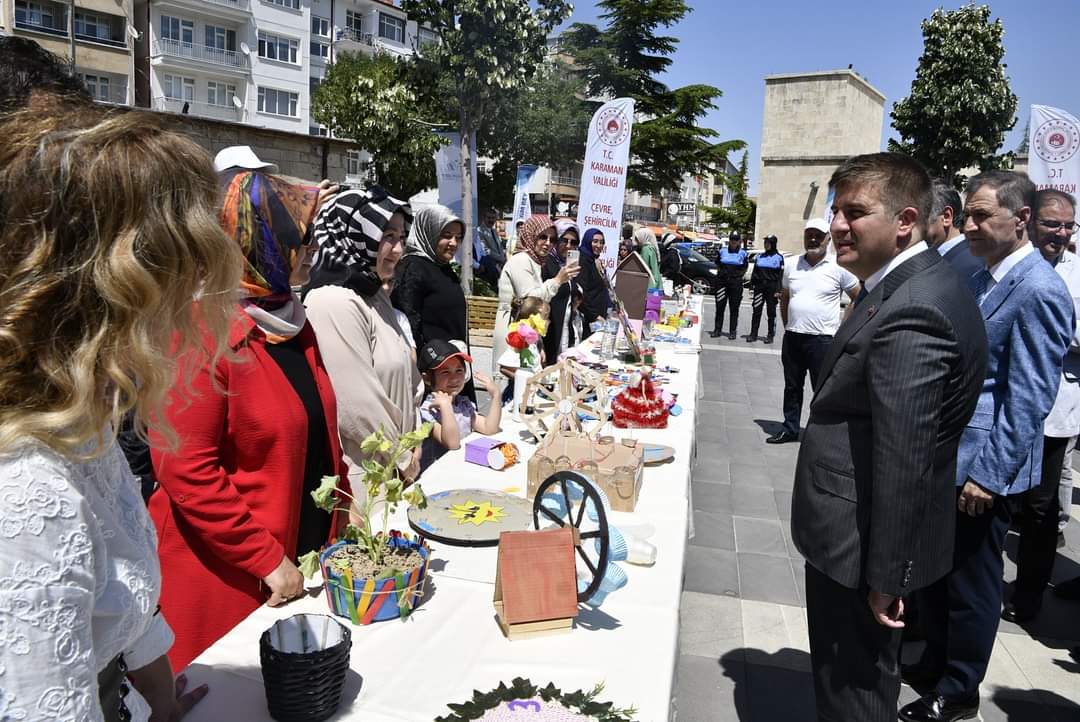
[184,299,704,722]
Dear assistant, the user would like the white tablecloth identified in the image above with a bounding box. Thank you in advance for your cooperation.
[184,299,704,722]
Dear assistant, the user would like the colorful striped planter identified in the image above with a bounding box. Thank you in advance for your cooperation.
[318,537,430,625]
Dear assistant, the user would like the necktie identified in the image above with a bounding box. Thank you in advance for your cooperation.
[854,286,869,306]
[971,269,993,306]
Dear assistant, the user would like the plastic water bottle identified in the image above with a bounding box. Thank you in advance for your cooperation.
[642,309,659,341]
[599,310,619,360]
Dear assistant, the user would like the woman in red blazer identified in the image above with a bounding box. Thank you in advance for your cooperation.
[151,167,347,669]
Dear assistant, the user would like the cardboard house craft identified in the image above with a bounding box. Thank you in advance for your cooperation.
[614,251,650,319]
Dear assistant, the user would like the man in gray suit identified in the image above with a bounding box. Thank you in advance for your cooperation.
[927,180,984,280]
[901,171,1074,722]
[791,153,987,722]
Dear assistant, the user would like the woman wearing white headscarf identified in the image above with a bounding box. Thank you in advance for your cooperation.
[304,186,423,483]
[633,227,664,290]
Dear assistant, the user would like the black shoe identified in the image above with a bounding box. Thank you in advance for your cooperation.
[766,431,798,444]
[763,335,774,344]
[728,332,737,340]
[900,661,942,688]
[1053,576,1080,600]
[1001,601,1039,624]
[745,335,757,343]
[899,694,978,722]
[709,330,723,338]
[1059,531,1067,549]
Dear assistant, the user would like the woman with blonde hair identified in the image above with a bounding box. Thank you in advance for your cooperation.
[0,99,240,721]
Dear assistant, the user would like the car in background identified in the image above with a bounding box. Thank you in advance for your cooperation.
[674,242,717,295]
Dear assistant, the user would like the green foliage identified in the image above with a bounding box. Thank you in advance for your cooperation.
[563,0,744,196]
[311,51,447,198]
[402,0,573,291]
[297,423,432,575]
[436,677,638,721]
[888,3,1017,187]
[706,152,755,236]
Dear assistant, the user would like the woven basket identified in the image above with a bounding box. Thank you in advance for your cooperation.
[319,536,430,625]
[259,614,350,722]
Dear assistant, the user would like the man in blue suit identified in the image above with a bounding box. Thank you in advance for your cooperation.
[927,180,984,281]
[901,171,1075,722]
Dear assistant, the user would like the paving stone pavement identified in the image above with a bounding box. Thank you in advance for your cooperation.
[674,297,1080,722]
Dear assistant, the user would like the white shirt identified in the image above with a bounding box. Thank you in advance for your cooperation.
[936,234,966,257]
[783,254,859,335]
[0,438,175,721]
[863,241,929,294]
[984,242,1035,297]
[1045,251,1080,437]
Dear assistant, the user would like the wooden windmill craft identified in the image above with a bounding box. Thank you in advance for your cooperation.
[520,358,609,443]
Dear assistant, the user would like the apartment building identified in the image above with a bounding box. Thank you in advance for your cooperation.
[1,0,136,104]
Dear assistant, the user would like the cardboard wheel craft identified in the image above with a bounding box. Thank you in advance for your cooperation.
[407,489,533,547]
[531,471,610,602]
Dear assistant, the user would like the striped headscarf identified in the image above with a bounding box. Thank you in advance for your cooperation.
[516,214,555,265]
[306,186,412,298]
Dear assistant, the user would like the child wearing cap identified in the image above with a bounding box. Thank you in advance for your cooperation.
[417,339,502,472]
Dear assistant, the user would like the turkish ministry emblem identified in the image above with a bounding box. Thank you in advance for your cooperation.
[1034,117,1080,164]
[596,106,631,147]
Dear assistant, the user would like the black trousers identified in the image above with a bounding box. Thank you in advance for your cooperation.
[916,491,1011,699]
[1012,435,1071,611]
[780,331,832,434]
[805,563,902,722]
[749,286,779,338]
[712,278,743,334]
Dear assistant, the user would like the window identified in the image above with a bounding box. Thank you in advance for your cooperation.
[207,81,237,107]
[311,15,329,38]
[160,15,193,45]
[258,31,299,64]
[163,74,195,101]
[310,14,330,57]
[310,125,329,137]
[417,27,438,47]
[80,73,110,101]
[15,0,63,32]
[205,25,236,51]
[258,86,298,117]
[345,10,365,37]
[345,150,362,177]
[264,0,299,9]
[378,13,404,43]
[310,40,329,58]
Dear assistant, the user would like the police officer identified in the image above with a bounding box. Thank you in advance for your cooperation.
[746,234,784,343]
[710,231,748,339]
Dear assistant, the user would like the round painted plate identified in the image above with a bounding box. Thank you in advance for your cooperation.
[407,489,534,547]
[641,443,676,465]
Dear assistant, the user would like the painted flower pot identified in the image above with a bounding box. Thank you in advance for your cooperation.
[318,536,430,625]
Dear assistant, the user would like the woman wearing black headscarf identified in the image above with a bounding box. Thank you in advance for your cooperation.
[541,219,580,361]
[577,228,613,338]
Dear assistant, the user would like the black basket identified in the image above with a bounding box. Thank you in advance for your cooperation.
[259,614,351,722]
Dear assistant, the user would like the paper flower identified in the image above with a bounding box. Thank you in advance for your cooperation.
[526,313,548,336]
[517,321,540,345]
[506,329,527,351]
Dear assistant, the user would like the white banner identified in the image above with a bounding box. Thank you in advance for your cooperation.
[434,132,478,266]
[510,164,538,250]
[576,97,635,277]
[1028,104,1080,195]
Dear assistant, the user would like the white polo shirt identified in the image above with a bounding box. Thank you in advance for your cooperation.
[783,254,859,336]
[1046,250,1080,438]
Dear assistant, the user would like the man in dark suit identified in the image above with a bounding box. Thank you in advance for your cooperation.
[927,180,985,281]
[791,153,988,722]
[900,171,1074,722]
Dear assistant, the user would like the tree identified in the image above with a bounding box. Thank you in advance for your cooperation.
[311,51,447,198]
[888,3,1017,186]
[705,151,755,237]
[401,0,572,292]
[563,0,744,196]
[477,61,592,211]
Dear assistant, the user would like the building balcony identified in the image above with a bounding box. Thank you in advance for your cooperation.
[152,38,250,73]
[154,96,243,122]
[155,0,252,22]
[337,26,376,50]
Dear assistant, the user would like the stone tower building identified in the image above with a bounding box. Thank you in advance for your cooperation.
[755,69,886,254]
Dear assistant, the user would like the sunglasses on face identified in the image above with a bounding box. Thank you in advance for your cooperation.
[1037,219,1079,233]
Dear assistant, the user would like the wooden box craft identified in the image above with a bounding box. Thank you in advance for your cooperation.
[615,251,650,320]
[526,433,645,512]
[493,528,579,640]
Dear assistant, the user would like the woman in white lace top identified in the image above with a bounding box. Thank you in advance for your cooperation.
[0,97,242,720]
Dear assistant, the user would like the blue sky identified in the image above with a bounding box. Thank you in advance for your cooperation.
[560,0,1080,194]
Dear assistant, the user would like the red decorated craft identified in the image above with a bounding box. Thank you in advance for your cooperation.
[611,368,669,429]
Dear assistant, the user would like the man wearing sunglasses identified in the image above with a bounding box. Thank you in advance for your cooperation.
[1003,189,1080,622]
